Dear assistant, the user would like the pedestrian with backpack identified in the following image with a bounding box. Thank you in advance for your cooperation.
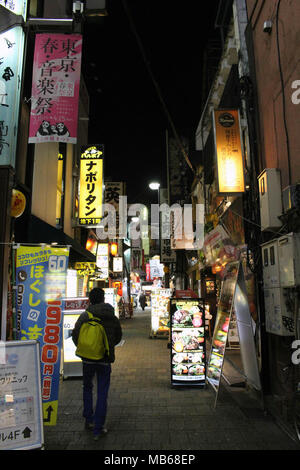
[72,287,122,440]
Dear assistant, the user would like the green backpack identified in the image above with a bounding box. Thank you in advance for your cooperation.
[75,312,110,361]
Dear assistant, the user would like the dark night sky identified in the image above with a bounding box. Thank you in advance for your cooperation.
[82,0,220,204]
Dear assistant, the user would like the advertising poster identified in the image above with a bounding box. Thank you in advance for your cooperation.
[28,33,82,144]
[0,341,43,450]
[170,298,206,386]
[206,263,238,392]
[150,289,172,337]
[15,245,70,425]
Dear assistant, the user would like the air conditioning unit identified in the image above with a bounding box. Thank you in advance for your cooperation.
[258,169,283,231]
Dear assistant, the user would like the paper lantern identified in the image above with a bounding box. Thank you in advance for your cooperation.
[11,189,26,217]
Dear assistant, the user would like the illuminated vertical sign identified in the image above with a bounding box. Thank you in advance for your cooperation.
[213,109,245,194]
[79,145,104,226]
[28,33,82,144]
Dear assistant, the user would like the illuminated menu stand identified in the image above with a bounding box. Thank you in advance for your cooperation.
[206,261,262,407]
[170,298,206,388]
[150,288,172,339]
[62,297,88,379]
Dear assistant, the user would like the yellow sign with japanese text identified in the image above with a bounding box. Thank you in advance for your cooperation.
[79,145,104,226]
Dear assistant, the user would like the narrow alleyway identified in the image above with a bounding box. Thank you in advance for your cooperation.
[44,308,300,451]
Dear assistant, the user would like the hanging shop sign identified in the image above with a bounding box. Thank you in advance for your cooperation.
[113,256,123,272]
[14,244,70,426]
[170,298,206,387]
[28,33,82,144]
[207,261,261,407]
[79,145,104,226]
[104,181,126,238]
[75,262,96,276]
[96,243,109,278]
[0,340,43,450]
[0,26,25,167]
[213,109,245,194]
[161,238,176,263]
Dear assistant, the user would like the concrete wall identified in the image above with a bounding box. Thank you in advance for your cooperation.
[246,0,300,188]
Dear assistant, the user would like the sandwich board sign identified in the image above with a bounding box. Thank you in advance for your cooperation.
[0,340,44,450]
[207,261,261,407]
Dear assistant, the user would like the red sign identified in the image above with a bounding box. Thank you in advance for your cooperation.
[175,289,198,299]
[146,263,151,281]
[63,297,89,311]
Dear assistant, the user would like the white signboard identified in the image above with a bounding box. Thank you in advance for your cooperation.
[0,341,44,450]
[113,257,123,272]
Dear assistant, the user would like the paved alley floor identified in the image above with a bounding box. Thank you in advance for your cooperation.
[43,308,300,452]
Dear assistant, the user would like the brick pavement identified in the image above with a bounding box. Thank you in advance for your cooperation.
[43,308,300,451]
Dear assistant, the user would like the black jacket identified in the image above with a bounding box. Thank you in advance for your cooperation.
[72,303,122,363]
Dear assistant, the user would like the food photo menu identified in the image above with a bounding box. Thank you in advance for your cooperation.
[170,298,206,386]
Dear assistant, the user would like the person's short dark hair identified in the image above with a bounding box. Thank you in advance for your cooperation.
[89,287,105,305]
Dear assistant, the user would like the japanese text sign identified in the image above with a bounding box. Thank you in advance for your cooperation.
[213,109,245,194]
[79,145,104,226]
[0,26,25,167]
[0,341,43,450]
[0,0,27,17]
[28,33,82,144]
[15,245,70,426]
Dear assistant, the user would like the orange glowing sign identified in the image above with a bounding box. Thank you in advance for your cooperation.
[213,109,245,194]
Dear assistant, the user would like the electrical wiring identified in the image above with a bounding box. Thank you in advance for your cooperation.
[121,0,197,178]
[275,0,292,186]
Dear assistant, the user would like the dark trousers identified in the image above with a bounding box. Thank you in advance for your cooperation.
[82,362,111,434]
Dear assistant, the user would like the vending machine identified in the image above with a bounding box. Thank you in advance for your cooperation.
[170,297,206,387]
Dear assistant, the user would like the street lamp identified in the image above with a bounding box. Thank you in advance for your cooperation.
[149,182,161,257]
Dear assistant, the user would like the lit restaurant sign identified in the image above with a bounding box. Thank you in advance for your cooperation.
[79,145,104,226]
[213,109,245,194]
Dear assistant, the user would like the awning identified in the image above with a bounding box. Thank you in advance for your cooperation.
[20,215,95,263]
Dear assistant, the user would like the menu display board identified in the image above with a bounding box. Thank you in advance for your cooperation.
[150,289,172,337]
[170,298,206,386]
[207,261,261,406]
[207,264,238,391]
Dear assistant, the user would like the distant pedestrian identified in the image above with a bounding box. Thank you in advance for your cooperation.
[139,292,146,310]
[72,287,122,440]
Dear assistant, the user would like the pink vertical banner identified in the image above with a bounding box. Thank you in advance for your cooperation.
[28,33,82,144]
